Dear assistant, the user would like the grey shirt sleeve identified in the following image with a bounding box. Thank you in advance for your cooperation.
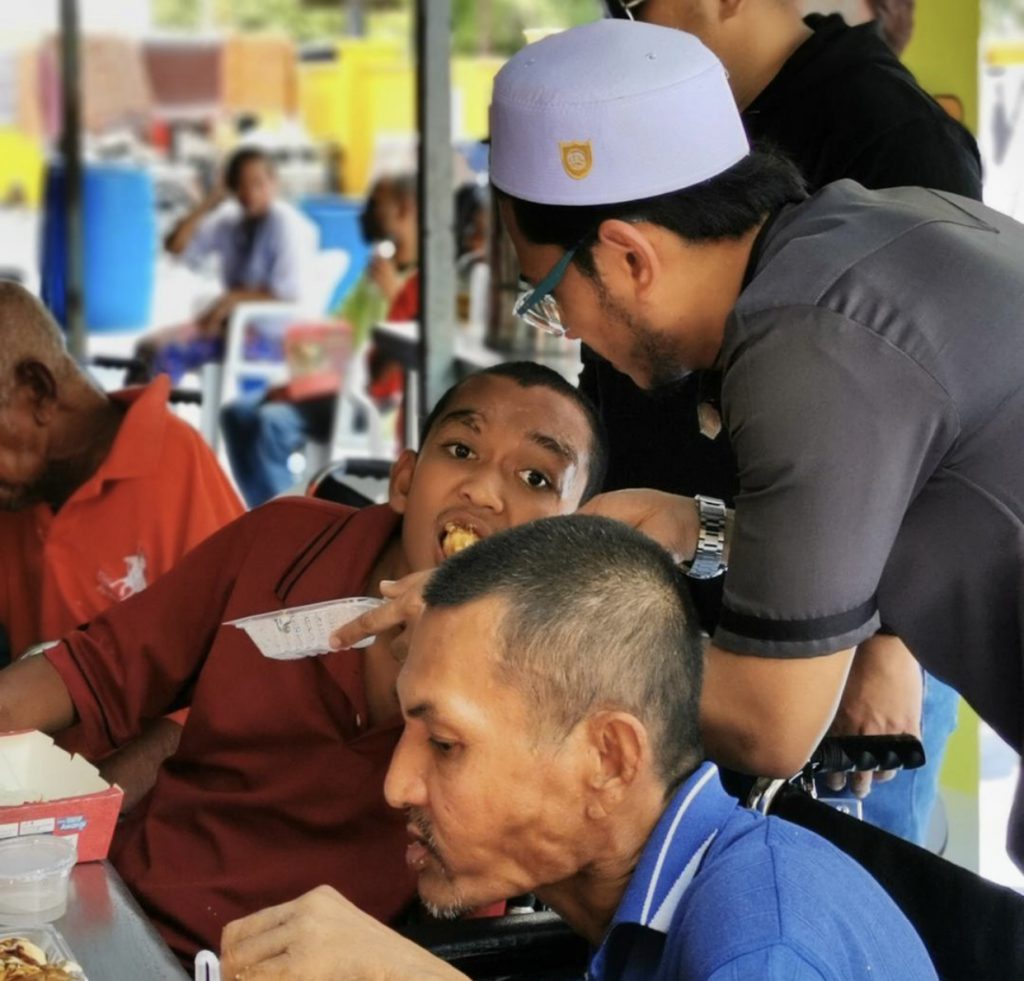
[714,305,959,658]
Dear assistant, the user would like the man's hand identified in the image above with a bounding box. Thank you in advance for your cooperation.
[824,633,923,798]
[220,885,469,981]
[330,572,431,663]
[579,490,700,564]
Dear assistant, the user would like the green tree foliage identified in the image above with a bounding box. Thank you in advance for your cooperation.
[154,0,602,52]
[984,0,1024,34]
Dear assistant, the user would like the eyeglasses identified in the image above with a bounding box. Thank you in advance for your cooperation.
[512,241,581,337]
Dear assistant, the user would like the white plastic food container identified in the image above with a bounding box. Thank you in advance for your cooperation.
[227,597,386,660]
[0,834,77,924]
[0,924,86,977]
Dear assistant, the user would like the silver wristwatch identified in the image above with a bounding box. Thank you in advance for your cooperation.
[684,495,728,579]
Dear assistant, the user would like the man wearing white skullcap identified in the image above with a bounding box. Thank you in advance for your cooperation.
[493,18,1024,877]
[596,0,980,850]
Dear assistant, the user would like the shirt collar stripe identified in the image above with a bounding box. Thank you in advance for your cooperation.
[639,764,718,924]
[647,831,718,933]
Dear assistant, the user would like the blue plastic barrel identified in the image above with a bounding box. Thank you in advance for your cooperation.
[299,195,369,312]
[41,163,157,332]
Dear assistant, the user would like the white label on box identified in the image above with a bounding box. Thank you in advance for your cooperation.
[19,817,55,835]
[0,822,17,839]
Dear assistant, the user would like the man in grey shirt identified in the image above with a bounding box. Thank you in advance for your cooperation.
[491,20,1024,864]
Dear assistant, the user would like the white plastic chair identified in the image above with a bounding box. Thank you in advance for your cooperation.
[198,248,349,447]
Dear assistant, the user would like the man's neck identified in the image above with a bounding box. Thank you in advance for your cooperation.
[394,236,418,270]
[367,529,411,595]
[671,222,764,371]
[45,385,123,510]
[534,791,666,947]
[725,9,813,110]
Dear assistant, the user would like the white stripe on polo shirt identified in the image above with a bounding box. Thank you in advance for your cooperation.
[639,764,719,925]
[647,832,718,933]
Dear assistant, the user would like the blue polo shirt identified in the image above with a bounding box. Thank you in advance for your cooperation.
[588,763,937,981]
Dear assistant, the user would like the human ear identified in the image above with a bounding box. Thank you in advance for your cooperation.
[15,360,58,424]
[595,220,659,298]
[388,449,419,515]
[585,711,649,810]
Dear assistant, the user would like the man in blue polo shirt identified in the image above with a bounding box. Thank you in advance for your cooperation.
[220,516,935,981]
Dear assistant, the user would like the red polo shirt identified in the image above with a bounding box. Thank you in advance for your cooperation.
[45,500,415,959]
[0,377,243,658]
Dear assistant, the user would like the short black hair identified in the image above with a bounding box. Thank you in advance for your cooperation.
[498,144,806,277]
[224,146,274,193]
[420,362,608,503]
[424,514,704,790]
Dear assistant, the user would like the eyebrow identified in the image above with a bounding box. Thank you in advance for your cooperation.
[406,702,437,722]
[529,430,578,467]
[436,408,483,433]
[436,408,579,467]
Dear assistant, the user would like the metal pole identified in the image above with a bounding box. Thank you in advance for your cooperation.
[59,0,86,361]
[415,0,457,423]
[348,0,367,38]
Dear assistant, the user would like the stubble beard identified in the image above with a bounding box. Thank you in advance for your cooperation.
[596,281,692,391]
[410,809,471,920]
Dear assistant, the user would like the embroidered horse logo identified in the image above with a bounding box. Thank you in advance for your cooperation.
[98,552,149,602]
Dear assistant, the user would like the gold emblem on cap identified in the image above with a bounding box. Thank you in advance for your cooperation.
[559,141,593,180]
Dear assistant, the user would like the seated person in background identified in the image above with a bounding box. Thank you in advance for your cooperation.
[132,146,315,384]
[220,173,419,507]
[222,515,937,981]
[0,282,243,807]
[0,362,606,960]
[454,180,491,336]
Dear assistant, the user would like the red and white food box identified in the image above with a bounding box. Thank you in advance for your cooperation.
[0,731,123,863]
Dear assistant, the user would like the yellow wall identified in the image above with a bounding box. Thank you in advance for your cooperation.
[0,128,44,206]
[299,40,504,194]
[903,0,981,133]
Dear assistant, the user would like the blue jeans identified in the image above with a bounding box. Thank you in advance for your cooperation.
[221,398,312,507]
[816,671,961,846]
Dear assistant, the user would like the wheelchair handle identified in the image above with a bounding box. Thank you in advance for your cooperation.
[808,734,926,775]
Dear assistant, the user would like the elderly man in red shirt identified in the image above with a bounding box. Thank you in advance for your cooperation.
[0,281,243,808]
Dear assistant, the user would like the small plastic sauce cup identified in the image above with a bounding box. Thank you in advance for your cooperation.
[0,835,78,924]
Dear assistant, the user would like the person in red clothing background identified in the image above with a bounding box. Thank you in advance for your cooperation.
[0,361,607,960]
[0,281,244,807]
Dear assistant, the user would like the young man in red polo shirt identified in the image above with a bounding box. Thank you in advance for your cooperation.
[0,360,606,960]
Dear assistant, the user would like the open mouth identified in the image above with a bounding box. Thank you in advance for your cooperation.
[439,521,482,559]
[406,820,445,873]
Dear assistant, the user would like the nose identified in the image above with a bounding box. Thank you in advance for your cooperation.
[384,729,428,810]
[457,464,506,513]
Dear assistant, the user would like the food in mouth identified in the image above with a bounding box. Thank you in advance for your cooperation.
[441,522,481,558]
[0,937,82,980]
